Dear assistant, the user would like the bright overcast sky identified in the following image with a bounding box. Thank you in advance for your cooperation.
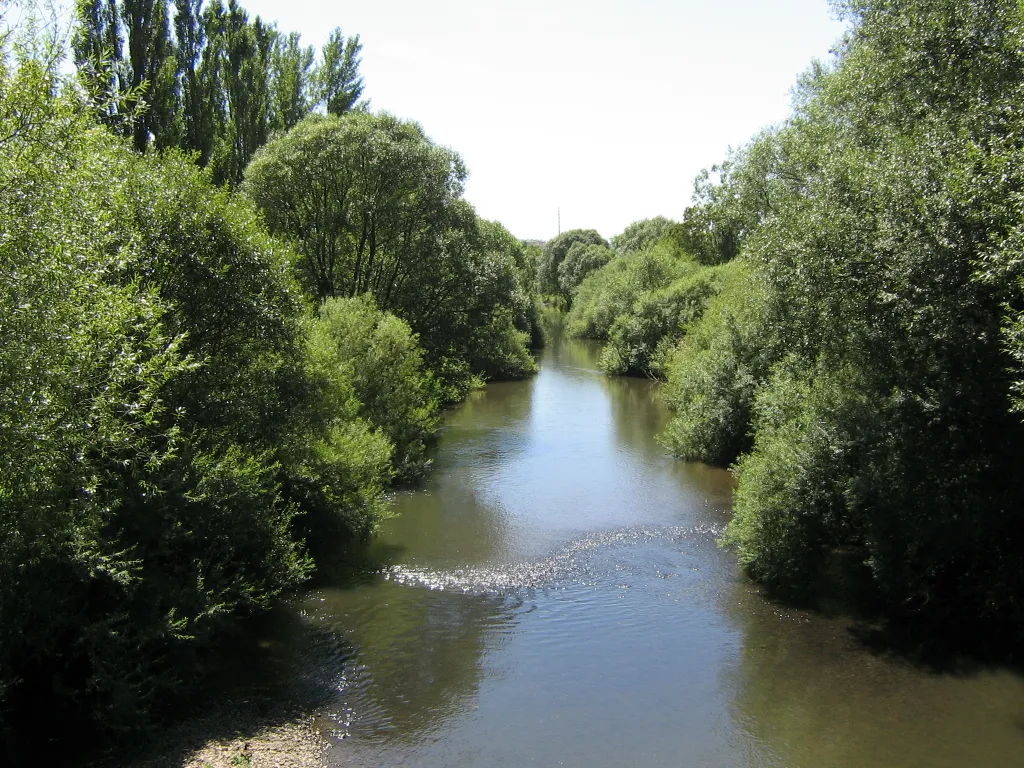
[238,1,845,240]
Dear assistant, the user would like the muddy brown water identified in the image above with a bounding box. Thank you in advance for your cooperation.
[248,331,1024,768]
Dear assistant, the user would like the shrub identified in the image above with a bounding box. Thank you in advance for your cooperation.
[599,268,720,378]
[659,261,772,465]
[308,295,438,480]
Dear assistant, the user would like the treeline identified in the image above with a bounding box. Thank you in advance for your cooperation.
[74,0,363,183]
[561,0,1024,642]
[0,1,539,756]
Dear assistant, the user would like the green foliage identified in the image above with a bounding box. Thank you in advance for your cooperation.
[242,111,466,303]
[468,306,539,380]
[74,0,365,182]
[566,244,693,341]
[0,115,310,738]
[270,31,315,132]
[0,47,396,742]
[599,267,720,378]
[74,0,178,151]
[538,228,608,301]
[317,27,363,116]
[309,295,438,481]
[561,236,724,380]
[684,0,1024,632]
[243,113,539,389]
[659,261,770,465]
[675,133,781,266]
[474,219,545,357]
[611,216,677,256]
[4,1,537,749]
[558,242,614,297]
[724,364,868,598]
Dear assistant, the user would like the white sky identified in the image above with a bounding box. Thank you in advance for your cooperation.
[135,0,850,240]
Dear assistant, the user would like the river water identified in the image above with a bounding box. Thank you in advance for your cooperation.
[257,332,1024,768]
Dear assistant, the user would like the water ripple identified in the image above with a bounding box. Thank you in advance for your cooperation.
[381,523,724,595]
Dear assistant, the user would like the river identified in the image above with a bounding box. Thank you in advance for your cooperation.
[244,331,1024,768]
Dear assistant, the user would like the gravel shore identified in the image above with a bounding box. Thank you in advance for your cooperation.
[172,720,328,768]
[99,703,334,768]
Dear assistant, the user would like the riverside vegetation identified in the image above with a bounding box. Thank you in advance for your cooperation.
[5,0,1024,762]
[0,0,539,760]
[557,0,1024,649]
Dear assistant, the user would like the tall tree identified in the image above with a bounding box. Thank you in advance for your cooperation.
[207,0,274,184]
[72,0,124,129]
[316,27,363,116]
[242,112,539,385]
[270,30,315,132]
[174,0,207,155]
[74,0,178,150]
[120,0,177,151]
[539,228,608,302]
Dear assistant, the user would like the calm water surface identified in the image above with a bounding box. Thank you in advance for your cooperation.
[265,333,1024,768]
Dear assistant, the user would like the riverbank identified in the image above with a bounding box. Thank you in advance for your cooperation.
[170,722,325,768]
[100,705,330,768]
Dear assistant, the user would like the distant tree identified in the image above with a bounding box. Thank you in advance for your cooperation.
[74,0,364,180]
[74,0,178,150]
[539,228,608,302]
[174,0,209,156]
[242,112,465,305]
[205,0,274,184]
[73,0,123,128]
[243,112,538,388]
[611,216,677,255]
[558,241,614,296]
[675,135,780,265]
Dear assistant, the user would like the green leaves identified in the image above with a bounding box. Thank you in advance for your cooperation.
[243,112,539,389]
[0,63,315,738]
[675,0,1024,627]
[538,228,608,301]
[316,27,363,116]
[309,295,438,481]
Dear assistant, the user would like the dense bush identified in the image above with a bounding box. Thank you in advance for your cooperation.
[0,56,395,744]
[538,228,609,303]
[308,295,438,481]
[723,363,869,597]
[657,0,1024,635]
[0,111,309,738]
[659,261,771,464]
[467,219,541,380]
[599,267,720,378]
[566,245,692,341]
[611,216,677,256]
[558,242,615,297]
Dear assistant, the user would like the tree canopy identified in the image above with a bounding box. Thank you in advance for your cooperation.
[538,228,609,304]
[242,111,539,390]
[73,0,364,183]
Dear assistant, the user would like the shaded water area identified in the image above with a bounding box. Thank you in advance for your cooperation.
[245,331,1024,768]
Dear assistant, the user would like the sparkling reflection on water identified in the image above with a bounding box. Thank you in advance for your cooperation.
[270,334,1024,768]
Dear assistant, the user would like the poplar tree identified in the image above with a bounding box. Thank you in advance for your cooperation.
[74,0,178,151]
[271,31,315,132]
[316,27,363,116]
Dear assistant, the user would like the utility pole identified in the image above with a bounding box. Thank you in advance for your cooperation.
[557,207,561,235]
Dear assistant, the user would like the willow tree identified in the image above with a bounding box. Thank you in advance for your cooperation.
[693,0,1024,634]
[242,111,538,387]
[538,228,608,304]
[243,111,466,303]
